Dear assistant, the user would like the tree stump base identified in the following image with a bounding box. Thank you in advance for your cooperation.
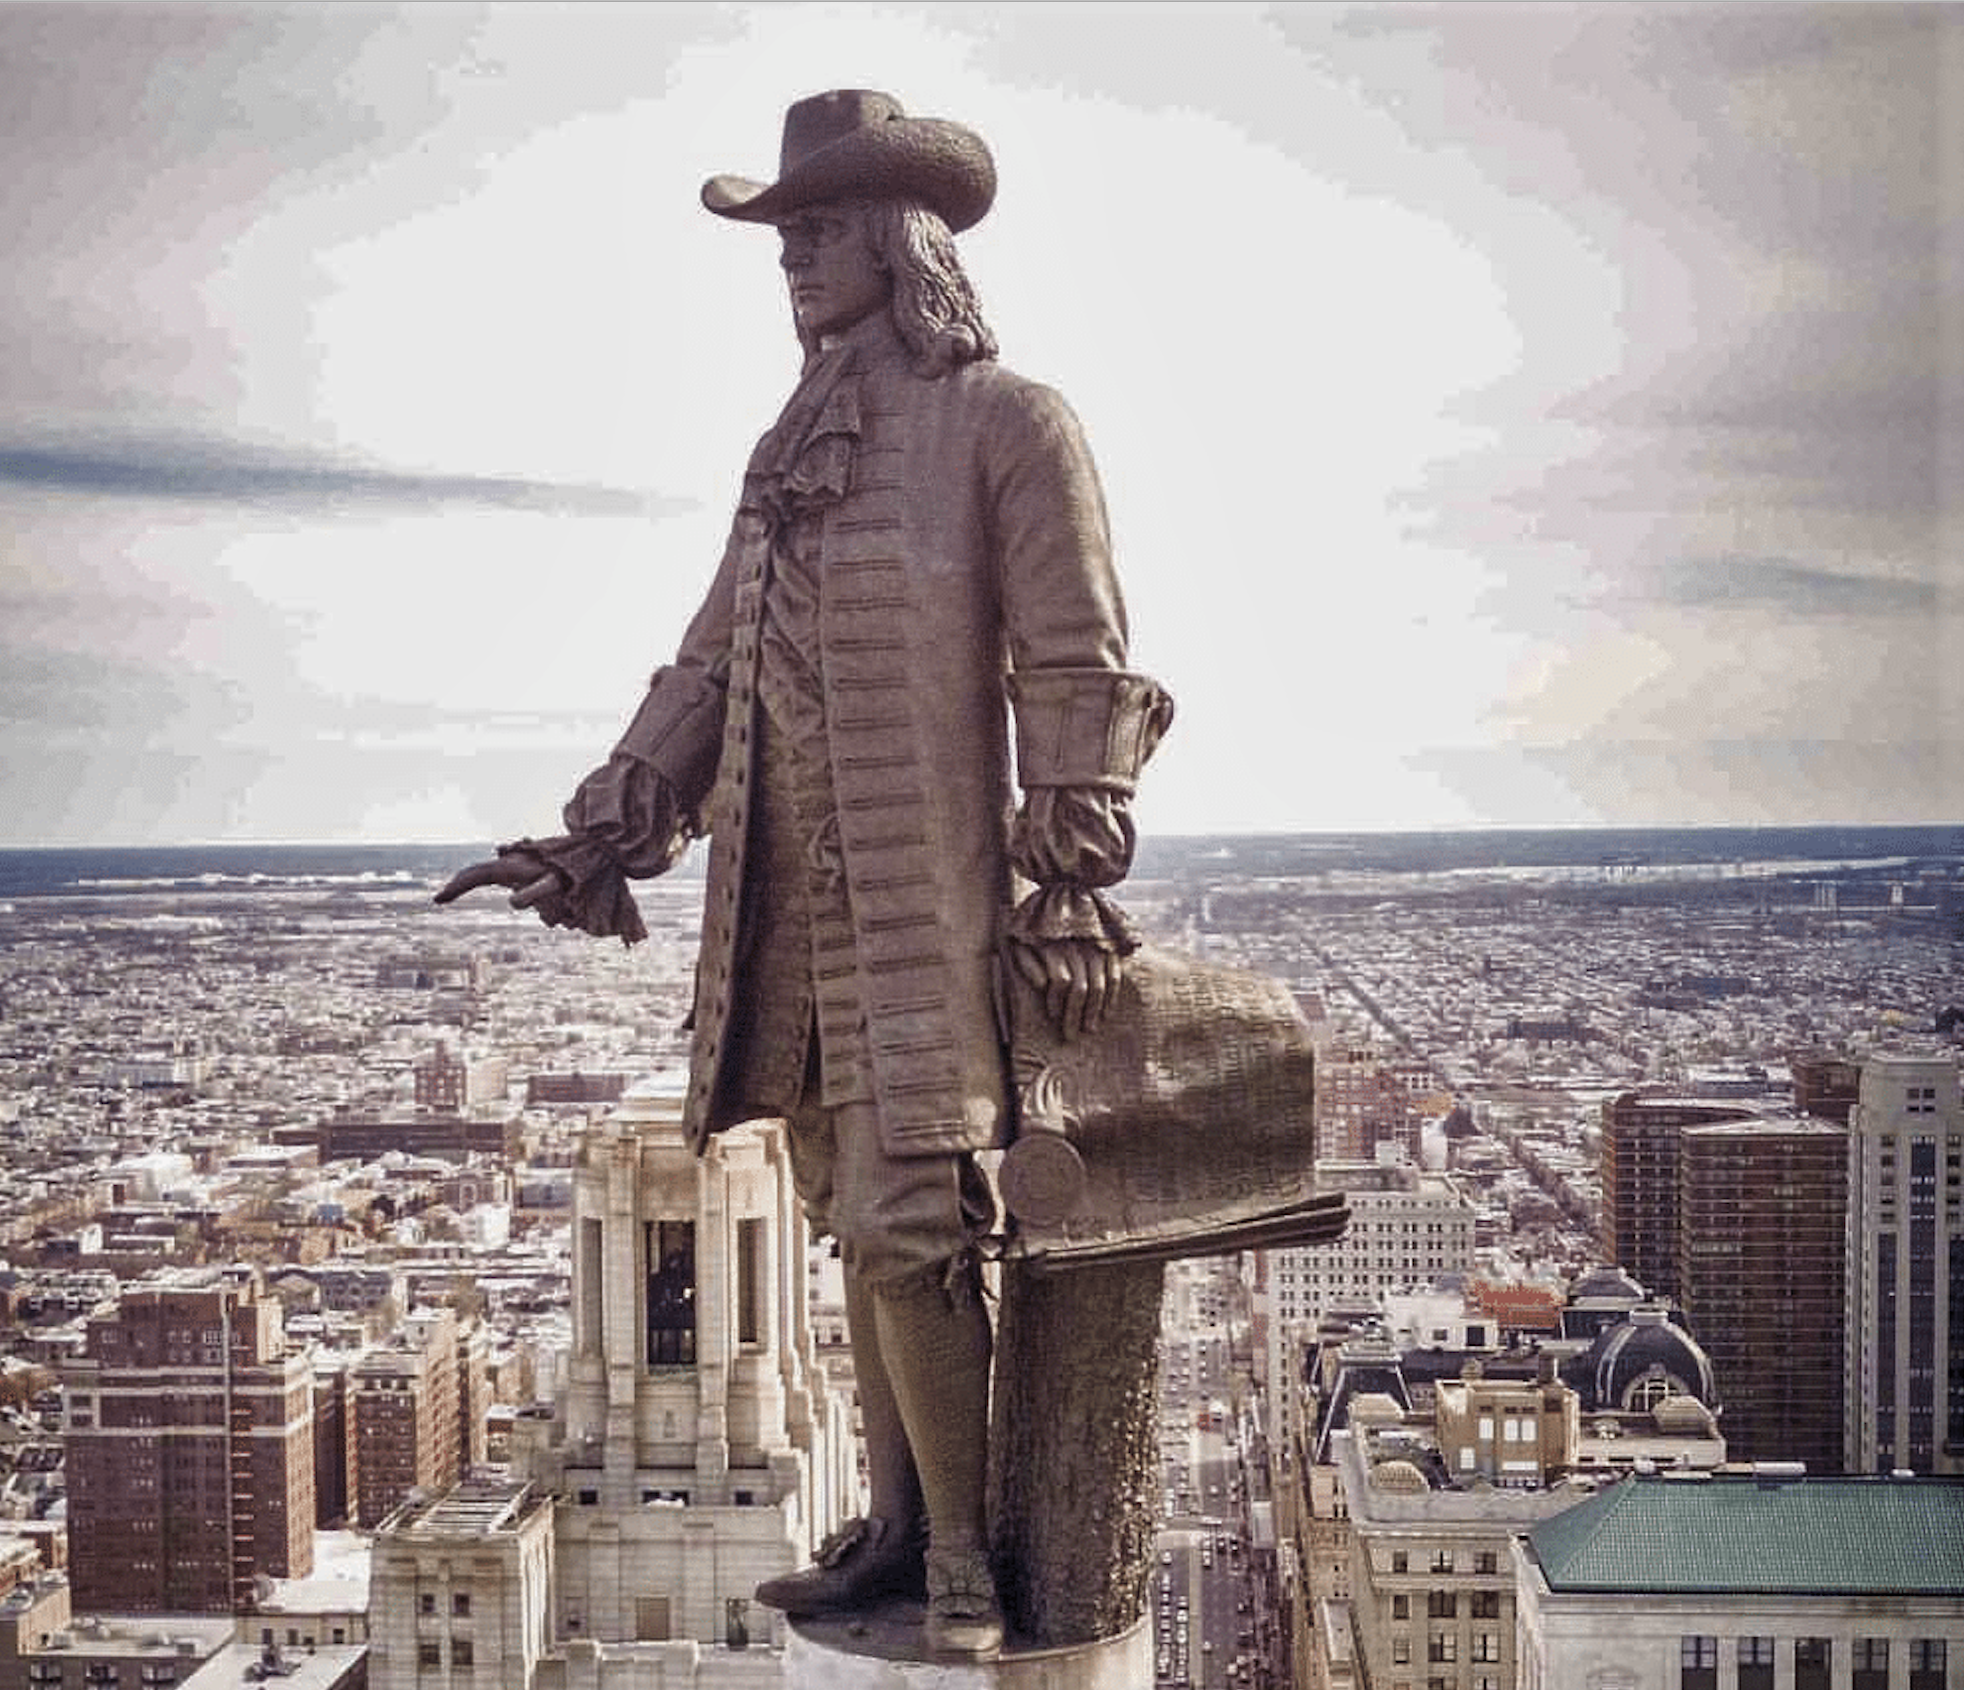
[986,1256,1166,1647]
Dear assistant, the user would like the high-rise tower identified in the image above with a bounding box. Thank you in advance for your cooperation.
[1676,1115,1847,1472]
[1844,1052,1964,1475]
[531,1086,854,1648]
[1601,1092,1763,1303]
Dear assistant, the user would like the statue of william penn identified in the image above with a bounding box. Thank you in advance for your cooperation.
[439,88,1171,1660]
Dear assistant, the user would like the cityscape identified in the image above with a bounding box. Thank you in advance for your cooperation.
[0,827,1957,1687]
[3,0,1958,1685]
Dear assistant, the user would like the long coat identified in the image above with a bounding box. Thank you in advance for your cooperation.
[626,315,1143,1157]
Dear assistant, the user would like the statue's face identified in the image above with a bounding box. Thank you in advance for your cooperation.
[776,202,891,340]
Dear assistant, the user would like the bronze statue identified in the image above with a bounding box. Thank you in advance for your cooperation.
[438,89,1171,1661]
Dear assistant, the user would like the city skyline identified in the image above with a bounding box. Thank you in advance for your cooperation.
[2,1,1958,846]
[1,801,1959,1679]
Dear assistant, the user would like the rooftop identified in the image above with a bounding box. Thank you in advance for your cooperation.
[1528,1473,1964,1595]
[384,1477,549,1540]
[1679,1114,1847,1140]
[255,1530,369,1613]
[181,1639,368,1689]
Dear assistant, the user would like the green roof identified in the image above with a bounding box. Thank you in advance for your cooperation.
[1528,1475,1964,1596]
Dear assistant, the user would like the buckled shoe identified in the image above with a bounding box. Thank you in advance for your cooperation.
[923,1543,1004,1660]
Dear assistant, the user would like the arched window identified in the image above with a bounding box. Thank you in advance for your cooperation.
[1621,1365,1683,1413]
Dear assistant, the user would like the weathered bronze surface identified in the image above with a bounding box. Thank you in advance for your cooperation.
[999,942,1346,1267]
[437,86,1340,1660]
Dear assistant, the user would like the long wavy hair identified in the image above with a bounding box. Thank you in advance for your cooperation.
[795,199,998,377]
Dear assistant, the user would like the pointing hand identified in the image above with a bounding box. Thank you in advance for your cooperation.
[434,854,566,913]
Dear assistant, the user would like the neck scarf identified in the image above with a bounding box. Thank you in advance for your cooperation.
[743,337,864,531]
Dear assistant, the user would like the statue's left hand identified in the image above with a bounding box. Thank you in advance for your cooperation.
[1008,936,1120,1043]
[434,853,566,914]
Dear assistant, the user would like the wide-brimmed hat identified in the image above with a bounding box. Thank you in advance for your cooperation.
[701,89,996,233]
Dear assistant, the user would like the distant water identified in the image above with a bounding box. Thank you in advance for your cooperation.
[0,842,480,900]
[0,825,1958,901]
[1131,824,1964,882]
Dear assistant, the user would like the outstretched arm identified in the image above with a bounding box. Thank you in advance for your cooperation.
[433,533,740,942]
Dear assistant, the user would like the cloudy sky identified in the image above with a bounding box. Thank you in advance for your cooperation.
[2,0,1957,845]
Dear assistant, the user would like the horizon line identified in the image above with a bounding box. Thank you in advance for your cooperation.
[2,820,1961,854]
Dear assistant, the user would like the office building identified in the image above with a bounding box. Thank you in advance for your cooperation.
[1792,1053,1862,1126]
[412,1041,510,1112]
[1845,1052,1964,1475]
[525,1070,630,1107]
[1286,1276,1728,1690]
[1325,1385,1596,1690]
[0,1610,236,1690]
[1677,1115,1847,1471]
[1600,1093,1761,1304]
[303,1114,519,1165]
[1258,1162,1476,1456]
[368,1480,554,1690]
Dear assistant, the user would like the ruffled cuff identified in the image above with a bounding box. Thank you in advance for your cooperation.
[497,757,699,947]
[1003,882,1141,955]
[560,754,696,878]
[494,838,648,946]
[1010,787,1137,888]
[1005,785,1142,955]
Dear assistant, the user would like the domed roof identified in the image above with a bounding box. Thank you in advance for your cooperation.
[1586,1306,1718,1411]
[1569,1264,1648,1304]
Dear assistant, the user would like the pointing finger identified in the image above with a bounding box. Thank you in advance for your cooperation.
[511,872,565,910]
[433,860,508,904]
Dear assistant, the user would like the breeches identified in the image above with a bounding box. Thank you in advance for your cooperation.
[783,1091,994,1292]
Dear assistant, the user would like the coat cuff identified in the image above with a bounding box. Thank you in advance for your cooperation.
[1008,669,1173,793]
[612,662,728,812]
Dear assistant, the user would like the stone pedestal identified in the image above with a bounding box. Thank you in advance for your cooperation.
[784,1610,1151,1688]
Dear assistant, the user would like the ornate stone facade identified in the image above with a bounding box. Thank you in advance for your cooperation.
[370,1085,856,1687]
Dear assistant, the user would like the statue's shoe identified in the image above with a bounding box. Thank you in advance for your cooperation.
[755,1515,927,1617]
[924,1544,1004,1661]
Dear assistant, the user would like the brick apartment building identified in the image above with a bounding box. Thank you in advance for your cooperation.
[61,1270,314,1613]
[1314,1039,1442,1165]
[350,1309,462,1529]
